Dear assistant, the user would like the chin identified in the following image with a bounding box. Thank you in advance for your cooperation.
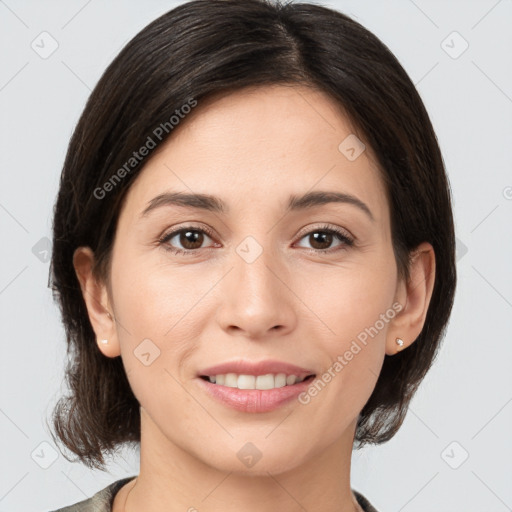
[203,441,308,477]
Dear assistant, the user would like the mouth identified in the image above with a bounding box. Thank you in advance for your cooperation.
[196,359,317,412]
[196,372,317,413]
[199,373,316,390]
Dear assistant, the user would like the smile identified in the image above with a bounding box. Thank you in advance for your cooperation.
[200,373,314,390]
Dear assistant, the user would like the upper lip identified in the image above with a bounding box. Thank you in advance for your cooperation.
[198,359,315,380]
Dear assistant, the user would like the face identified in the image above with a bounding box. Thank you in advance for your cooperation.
[103,85,404,475]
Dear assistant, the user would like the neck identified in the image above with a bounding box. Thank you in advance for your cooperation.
[119,408,362,512]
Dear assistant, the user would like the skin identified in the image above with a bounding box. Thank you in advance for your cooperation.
[74,84,435,512]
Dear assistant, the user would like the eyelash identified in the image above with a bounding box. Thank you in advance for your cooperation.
[158,224,354,256]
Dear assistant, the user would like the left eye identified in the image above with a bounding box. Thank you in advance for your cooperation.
[295,226,354,252]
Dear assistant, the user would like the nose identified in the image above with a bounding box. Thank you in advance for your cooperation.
[215,244,297,339]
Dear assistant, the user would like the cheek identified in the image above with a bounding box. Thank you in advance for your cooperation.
[111,248,206,338]
[298,254,397,345]
[294,256,396,407]
[109,252,207,398]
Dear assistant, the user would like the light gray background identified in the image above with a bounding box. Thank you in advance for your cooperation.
[1,1,511,511]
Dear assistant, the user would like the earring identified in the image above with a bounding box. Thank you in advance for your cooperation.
[100,338,109,344]
[395,337,404,351]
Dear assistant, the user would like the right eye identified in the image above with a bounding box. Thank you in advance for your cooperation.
[158,226,218,255]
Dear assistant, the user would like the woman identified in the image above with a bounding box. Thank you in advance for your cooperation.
[47,0,456,510]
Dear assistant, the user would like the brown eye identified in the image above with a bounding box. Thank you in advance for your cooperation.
[175,229,205,250]
[308,231,334,250]
[159,226,216,255]
[295,225,354,253]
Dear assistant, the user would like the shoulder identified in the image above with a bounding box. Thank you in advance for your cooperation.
[48,476,137,512]
[353,489,379,512]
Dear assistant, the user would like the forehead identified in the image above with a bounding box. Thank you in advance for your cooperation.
[118,84,388,225]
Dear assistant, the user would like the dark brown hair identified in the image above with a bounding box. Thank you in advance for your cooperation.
[48,0,456,470]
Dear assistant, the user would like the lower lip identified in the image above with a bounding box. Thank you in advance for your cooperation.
[196,376,315,413]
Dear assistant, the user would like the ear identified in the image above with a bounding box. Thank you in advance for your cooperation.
[386,242,436,355]
[73,246,121,358]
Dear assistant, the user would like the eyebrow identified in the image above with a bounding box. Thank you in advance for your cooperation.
[140,190,374,221]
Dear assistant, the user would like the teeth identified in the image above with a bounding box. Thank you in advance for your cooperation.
[207,373,307,390]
